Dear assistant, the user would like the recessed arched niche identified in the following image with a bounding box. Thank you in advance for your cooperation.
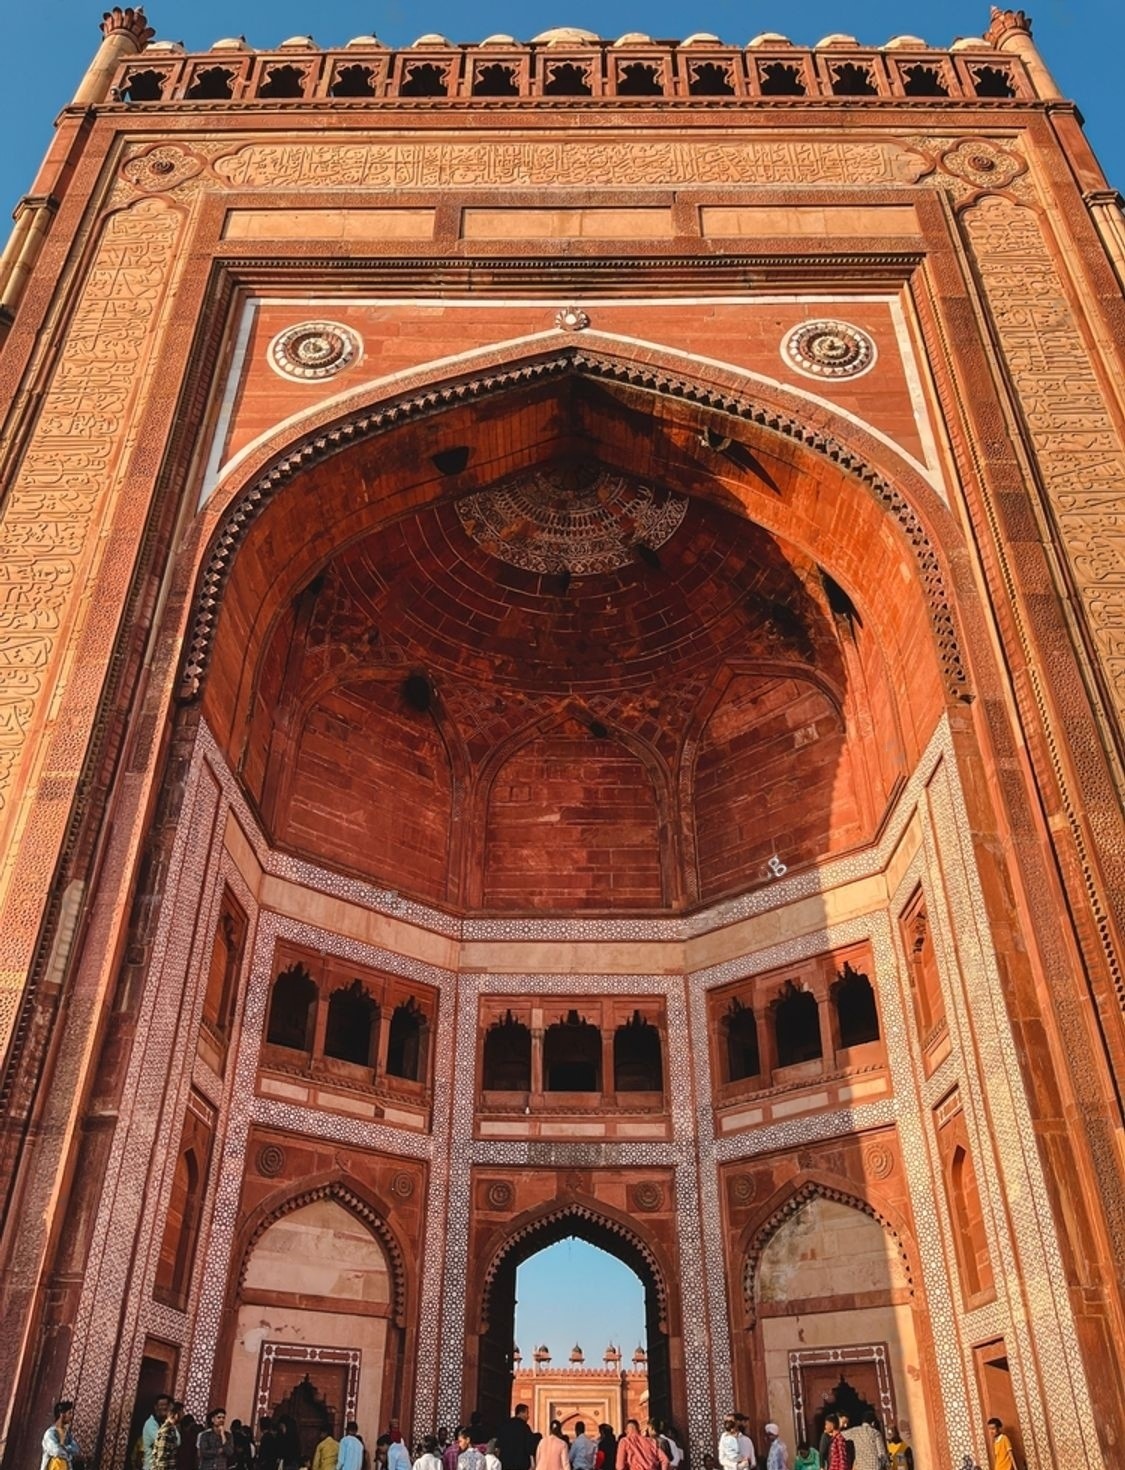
[203,368,939,915]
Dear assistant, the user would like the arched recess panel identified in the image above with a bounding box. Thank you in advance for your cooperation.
[228,1197,392,1445]
[693,674,859,901]
[482,719,664,910]
[749,1193,930,1463]
[275,679,453,904]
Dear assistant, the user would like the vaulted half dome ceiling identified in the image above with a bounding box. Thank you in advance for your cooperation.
[297,455,835,701]
[235,442,901,914]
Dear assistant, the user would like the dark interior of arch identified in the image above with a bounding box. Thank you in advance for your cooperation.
[212,375,918,917]
[477,1211,671,1434]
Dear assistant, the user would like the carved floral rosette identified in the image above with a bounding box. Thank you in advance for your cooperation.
[268,321,362,381]
[782,320,877,380]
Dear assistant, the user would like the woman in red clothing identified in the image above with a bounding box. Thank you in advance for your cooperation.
[822,1419,853,1470]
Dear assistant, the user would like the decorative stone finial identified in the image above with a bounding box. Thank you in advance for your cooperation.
[100,7,155,45]
[986,8,1032,45]
[555,306,589,332]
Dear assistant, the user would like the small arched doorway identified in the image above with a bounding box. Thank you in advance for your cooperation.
[475,1205,675,1435]
[226,1189,405,1442]
[745,1186,931,1465]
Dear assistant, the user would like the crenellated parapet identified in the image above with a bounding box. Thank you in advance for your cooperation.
[100,22,1050,107]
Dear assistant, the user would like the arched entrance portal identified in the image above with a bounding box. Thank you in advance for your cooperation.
[475,1206,675,1435]
[171,335,967,1444]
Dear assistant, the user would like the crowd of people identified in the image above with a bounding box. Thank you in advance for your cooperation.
[717,1407,916,1470]
[39,1392,1022,1470]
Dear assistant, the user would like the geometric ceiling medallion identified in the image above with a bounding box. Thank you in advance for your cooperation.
[268,320,362,380]
[455,459,688,576]
[781,319,876,380]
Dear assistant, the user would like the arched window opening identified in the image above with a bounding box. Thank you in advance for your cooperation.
[544,62,593,96]
[544,1010,601,1091]
[901,63,948,96]
[613,1012,663,1092]
[688,61,735,96]
[830,62,878,96]
[758,61,806,95]
[154,1147,200,1307]
[723,999,761,1082]
[324,980,378,1067]
[387,997,428,1083]
[266,964,317,1052]
[120,68,166,101]
[400,62,447,97]
[474,62,519,96]
[617,62,663,96]
[202,890,247,1041]
[155,1092,214,1311]
[186,66,235,100]
[950,1144,994,1301]
[901,889,946,1043]
[258,64,306,98]
[831,961,880,1048]
[482,1013,532,1091]
[329,63,376,97]
[971,64,1016,98]
[772,980,822,1068]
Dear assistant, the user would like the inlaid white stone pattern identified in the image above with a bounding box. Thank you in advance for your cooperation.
[66,715,1101,1470]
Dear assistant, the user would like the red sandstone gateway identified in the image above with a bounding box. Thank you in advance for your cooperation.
[0,10,1122,1470]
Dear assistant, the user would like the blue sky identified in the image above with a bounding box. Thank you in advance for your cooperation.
[0,0,1121,218]
[515,1238,646,1366]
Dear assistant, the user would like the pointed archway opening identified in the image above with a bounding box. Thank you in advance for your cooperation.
[512,1239,647,1435]
[477,1209,673,1436]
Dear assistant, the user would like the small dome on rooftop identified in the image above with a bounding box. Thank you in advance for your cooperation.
[345,35,386,47]
[950,36,992,50]
[746,33,792,48]
[278,35,315,48]
[682,32,721,46]
[531,27,600,46]
[210,37,250,50]
[411,33,452,47]
[881,35,928,49]
[479,33,517,45]
[612,32,653,46]
[146,40,184,52]
[815,34,859,47]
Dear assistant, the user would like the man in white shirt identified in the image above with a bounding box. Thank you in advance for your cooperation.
[735,1414,757,1470]
[338,1423,364,1470]
[569,1425,596,1470]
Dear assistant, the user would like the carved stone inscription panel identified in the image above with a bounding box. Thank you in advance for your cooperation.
[210,138,923,189]
[963,196,1125,724]
[0,197,182,1042]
